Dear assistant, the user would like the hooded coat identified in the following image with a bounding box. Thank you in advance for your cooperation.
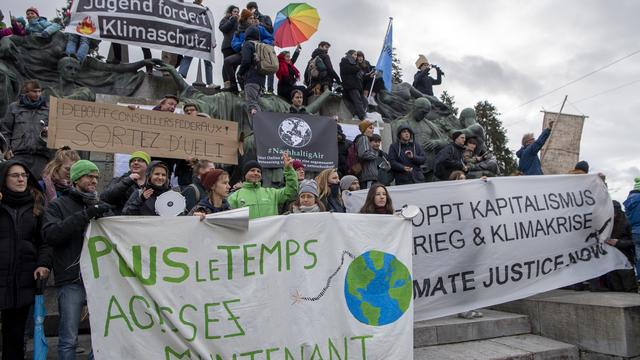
[433,142,465,180]
[25,16,60,36]
[0,160,51,309]
[122,161,171,216]
[1,97,50,158]
[340,55,364,91]
[516,128,551,175]
[412,67,442,96]
[237,26,266,86]
[388,125,427,184]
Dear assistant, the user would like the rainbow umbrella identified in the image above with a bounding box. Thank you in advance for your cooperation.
[274,3,320,48]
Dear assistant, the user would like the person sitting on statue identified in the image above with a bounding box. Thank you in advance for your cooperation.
[23,7,60,39]
[433,131,467,181]
[340,50,367,120]
[100,151,150,215]
[356,51,383,104]
[412,55,443,97]
[516,121,554,175]
[65,34,91,63]
[304,41,341,96]
[463,137,499,178]
[388,124,426,185]
[0,10,26,39]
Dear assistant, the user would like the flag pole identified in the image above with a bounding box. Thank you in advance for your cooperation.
[368,17,393,104]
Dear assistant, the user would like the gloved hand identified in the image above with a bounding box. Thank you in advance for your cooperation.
[85,203,112,220]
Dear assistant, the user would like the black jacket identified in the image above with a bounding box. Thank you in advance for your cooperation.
[611,206,636,265]
[337,125,351,177]
[339,56,363,91]
[433,142,465,180]
[219,15,239,53]
[122,161,171,216]
[305,48,341,86]
[412,68,442,96]
[1,99,51,157]
[100,172,141,215]
[181,176,206,213]
[389,125,427,184]
[237,26,265,86]
[0,160,52,309]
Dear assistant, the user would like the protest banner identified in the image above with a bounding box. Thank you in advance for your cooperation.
[48,97,238,164]
[254,112,338,171]
[343,175,631,321]
[81,212,413,359]
[540,111,587,174]
[65,0,216,61]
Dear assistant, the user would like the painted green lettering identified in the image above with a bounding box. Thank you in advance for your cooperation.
[223,299,245,338]
[260,242,282,274]
[239,350,263,359]
[309,344,324,360]
[286,239,300,271]
[304,240,318,270]
[162,247,189,283]
[265,348,280,360]
[217,245,240,280]
[204,302,221,339]
[132,245,157,285]
[129,295,154,330]
[164,346,191,359]
[328,337,348,360]
[209,259,220,281]
[195,260,207,282]
[350,335,373,360]
[179,304,197,342]
[104,295,133,337]
[87,236,113,279]
[243,244,257,277]
[153,301,177,332]
[284,347,296,360]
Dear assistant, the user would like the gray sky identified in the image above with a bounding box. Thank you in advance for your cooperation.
[6,0,639,202]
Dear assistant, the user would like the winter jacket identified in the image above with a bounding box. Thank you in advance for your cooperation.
[412,68,442,96]
[337,125,351,177]
[304,48,341,86]
[254,11,273,33]
[218,15,239,53]
[189,197,230,215]
[25,16,61,36]
[227,167,298,219]
[611,205,636,265]
[516,128,551,175]
[181,176,206,213]
[374,150,394,186]
[0,160,51,309]
[1,99,50,157]
[623,190,640,234]
[276,49,301,84]
[100,172,142,215]
[122,161,172,216]
[231,24,273,53]
[289,106,308,114]
[340,56,364,91]
[237,26,266,86]
[320,185,345,213]
[356,134,378,182]
[433,142,465,180]
[388,125,426,184]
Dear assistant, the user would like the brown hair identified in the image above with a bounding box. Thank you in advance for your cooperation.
[32,188,44,216]
[189,159,214,176]
[21,80,41,94]
[359,183,394,214]
[449,170,466,180]
[42,147,81,180]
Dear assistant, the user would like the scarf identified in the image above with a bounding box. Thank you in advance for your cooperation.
[70,187,99,205]
[292,204,321,213]
[42,175,71,204]
[19,94,46,109]
[0,188,33,208]
[374,206,389,214]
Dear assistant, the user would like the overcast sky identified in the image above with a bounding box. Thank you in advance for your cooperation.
[5,0,639,202]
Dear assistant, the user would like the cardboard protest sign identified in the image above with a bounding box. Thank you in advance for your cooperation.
[344,175,631,321]
[65,0,216,61]
[253,112,338,171]
[48,97,238,164]
[82,212,413,359]
[540,111,586,174]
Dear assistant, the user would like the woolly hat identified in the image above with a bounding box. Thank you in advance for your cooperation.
[26,7,39,17]
[240,8,253,23]
[634,176,640,191]
[298,179,319,197]
[129,151,150,165]
[451,131,464,142]
[574,160,589,174]
[292,160,304,171]
[358,120,372,134]
[340,175,358,191]
[70,160,99,183]
[242,160,262,178]
[415,54,429,69]
[201,169,225,190]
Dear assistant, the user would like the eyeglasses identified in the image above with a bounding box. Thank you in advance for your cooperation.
[7,173,29,179]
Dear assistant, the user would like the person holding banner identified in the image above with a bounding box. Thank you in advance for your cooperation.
[228,153,298,219]
[316,168,344,213]
[433,131,467,181]
[122,161,172,216]
[286,179,326,214]
[359,183,394,215]
[190,169,231,217]
[100,151,150,215]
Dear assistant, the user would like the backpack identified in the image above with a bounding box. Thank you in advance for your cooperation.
[307,55,327,80]
[346,135,362,177]
[251,41,278,75]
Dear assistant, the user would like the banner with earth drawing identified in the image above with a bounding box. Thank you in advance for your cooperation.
[253,112,338,171]
[81,211,413,359]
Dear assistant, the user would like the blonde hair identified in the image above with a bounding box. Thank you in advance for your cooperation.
[315,168,338,200]
[42,147,80,180]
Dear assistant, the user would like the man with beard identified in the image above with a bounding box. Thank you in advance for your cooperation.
[100,150,150,215]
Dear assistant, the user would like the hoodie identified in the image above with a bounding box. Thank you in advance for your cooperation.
[388,124,427,184]
[237,25,266,86]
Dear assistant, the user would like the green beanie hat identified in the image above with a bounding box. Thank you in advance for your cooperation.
[129,151,151,165]
[634,176,640,191]
[70,160,99,183]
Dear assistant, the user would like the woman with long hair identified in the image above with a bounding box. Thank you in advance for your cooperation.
[0,160,51,359]
[39,146,80,205]
[190,169,231,217]
[122,161,172,216]
[359,183,394,214]
[316,168,345,212]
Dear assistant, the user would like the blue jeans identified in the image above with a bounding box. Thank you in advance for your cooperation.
[58,283,93,360]
[633,233,640,280]
[65,34,90,62]
[178,56,213,85]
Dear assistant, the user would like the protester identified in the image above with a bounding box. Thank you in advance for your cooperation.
[181,159,215,212]
[1,80,52,178]
[316,168,344,213]
[356,51,383,102]
[599,201,637,292]
[190,169,231,217]
[569,160,589,174]
[24,6,61,39]
[337,124,351,177]
[219,5,240,88]
[40,147,80,206]
[246,1,275,93]
[449,170,466,180]
[434,131,467,181]
[623,176,640,280]
[152,94,179,112]
[463,137,499,178]
[292,160,305,181]
[370,134,393,186]
[0,160,51,360]
[304,41,341,96]
[516,121,554,175]
[340,175,360,193]
[389,125,426,185]
[222,9,254,93]
[359,183,393,214]
[65,34,91,62]
[43,160,111,359]
[177,1,214,86]
[237,25,266,115]
[100,151,150,215]
[0,10,26,39]
[122,161,172,216]
[183,103,200,116]
[355,120,379,189]
[148,95,180,180]
[413,55,443,96]
[287,179,326,214]
[289,90,308,114]
[340,50,367,120]
[277,46,305,102]
[228,153,298,219]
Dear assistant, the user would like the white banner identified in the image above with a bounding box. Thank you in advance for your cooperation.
[66,0,216,61]
[344,175,631,321]
[81,212,413,359]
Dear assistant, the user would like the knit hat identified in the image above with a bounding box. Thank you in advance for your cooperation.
[574,160,589,174]
[242,160,262,178]
[358,120,372,134]
[299,179,319,197]
[451,131,464,141]
[129,151,150,165]
[26,7,39,17]
[415,54,429,69]
[292,160,304,171]
[340,175,358,191]
[634,176,640,191]
[201,169,225,190]
[70,160,99,183]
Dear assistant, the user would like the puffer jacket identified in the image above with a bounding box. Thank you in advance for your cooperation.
[388,124,426,184]
[25,16,61,36]
[231,24,273,53]
[623,190,640,234]
[0,99,50,157]
[227,167,298,219]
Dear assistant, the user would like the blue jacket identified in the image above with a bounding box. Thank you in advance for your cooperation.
[623,190,640,234]
[516,128,551,175]
[25,16,61,36]
[231,25,273,53]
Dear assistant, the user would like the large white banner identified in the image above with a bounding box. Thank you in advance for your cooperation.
[82,212,413,359]
[344,175,631,321]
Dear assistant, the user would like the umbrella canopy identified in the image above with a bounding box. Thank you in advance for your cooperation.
[274,3,320,48]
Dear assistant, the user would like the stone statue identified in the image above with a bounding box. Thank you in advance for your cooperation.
[375,82,452,122]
